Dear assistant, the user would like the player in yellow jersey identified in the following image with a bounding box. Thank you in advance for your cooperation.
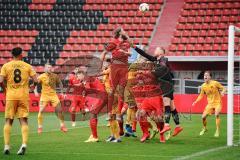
[101,59,121,142]
[0,47,38,155]
[34,63,67,134]
[192,71,226,137]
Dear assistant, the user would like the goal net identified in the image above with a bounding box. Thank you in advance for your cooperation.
[227,25,240,146]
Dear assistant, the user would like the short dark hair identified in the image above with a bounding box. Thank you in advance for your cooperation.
[204,70,212,77]
[76,70,85,75]
[12,47,22,57]
[113,27,122,38]
[106,58,111,63]
[159,47,165,54]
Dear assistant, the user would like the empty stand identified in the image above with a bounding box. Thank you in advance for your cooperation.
[169,0,240,56]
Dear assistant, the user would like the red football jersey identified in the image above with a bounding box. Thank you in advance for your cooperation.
[69,74,84,95]
[105,38,130,64]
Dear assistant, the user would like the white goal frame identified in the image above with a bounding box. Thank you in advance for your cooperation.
[227,25,240,146]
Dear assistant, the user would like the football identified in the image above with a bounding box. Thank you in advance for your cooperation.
[139,3,150,12]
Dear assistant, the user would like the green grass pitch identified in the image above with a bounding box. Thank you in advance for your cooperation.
[0,113,239,160]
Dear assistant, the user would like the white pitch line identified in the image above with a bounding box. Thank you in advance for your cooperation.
[28,151,179,158]
[174,146,229,160]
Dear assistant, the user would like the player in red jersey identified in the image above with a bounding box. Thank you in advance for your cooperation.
[68,67,80,126]
[82,74,107,142]
[100,28,131,136]
[133,63,165,143]
[68,69,87,127]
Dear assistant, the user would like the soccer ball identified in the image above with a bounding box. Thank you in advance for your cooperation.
[139,3,149,12]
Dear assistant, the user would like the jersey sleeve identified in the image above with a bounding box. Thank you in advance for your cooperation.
[29,65,36,77]
[56,75,61,84]
[0,65,7,77]
[104,39,118,52]
[38,74,43,83]
[102,68,110,75]
[195,85,205,102]
[215,81,224,91]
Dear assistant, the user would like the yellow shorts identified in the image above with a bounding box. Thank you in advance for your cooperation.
[5,100,29,119]
[40,94,60,108]
[126,108,136,125]
[203,103,222,115]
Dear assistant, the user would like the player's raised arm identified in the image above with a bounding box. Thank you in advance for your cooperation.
[215,81,226,96]
[134,47,157,62]
[100,50,108,70]
[192,86,204,106]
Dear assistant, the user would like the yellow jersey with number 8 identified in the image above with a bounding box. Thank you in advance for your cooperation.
[0,60,36,100]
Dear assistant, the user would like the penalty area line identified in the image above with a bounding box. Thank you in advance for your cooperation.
[174,145,229,160]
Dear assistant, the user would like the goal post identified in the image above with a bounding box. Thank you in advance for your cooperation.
[227,25,240,146]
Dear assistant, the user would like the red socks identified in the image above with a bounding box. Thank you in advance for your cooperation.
[71,113,76,122]
[90,118,98,138]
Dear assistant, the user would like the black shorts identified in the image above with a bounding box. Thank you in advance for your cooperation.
[163,91,174,100]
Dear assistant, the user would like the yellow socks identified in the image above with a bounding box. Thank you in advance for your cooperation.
[216,117,220,130]
[202,118,207,129]
[38,112,43,128]
[4,124,12,145]
[21,125,29,145]
[112,120,120,139]
[148,117,158,131]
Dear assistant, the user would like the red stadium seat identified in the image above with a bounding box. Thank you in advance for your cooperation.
[214,37,222,44]
[186,44,194,51]
[212,44,221,51]
[182,30,191,37]
[173,30,181,37]
[189,37,196,44]
[213,9,221,16]
[185,23,193,30]
[19,37,27,44]
[207,30,215,37]
[79,31,87,37]
[218,51,226,56]
[194,44,202,51]
[71,31,79,37]
[96,31,103,37]
[197,37,205,44]
[171,37,180,44]
[177,44,185,51]
[203,44,212,51]
[195,17,202,23]
[144,31,152,37]
[181,37,188,44]
[191,30,198,37]
[176,23,185,30]
[221,44,228,51]
[169,44,177,51]
[142,38,149,45]
[198,30,206,37]
[205,37,214,44]
[64,44,72,51]
[136,31,143,38]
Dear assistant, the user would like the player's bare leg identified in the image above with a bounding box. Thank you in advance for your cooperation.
[160,97,172,134]
[137,110,150,142]
[71,107,76,127]
[214,110,221,138]
[116,85,125,136]
[200,113,208,136]
[17,118,28,155]
[55,103,68,133]
[37,105,45,134]
[3,119,13,155]
[170,100,183,137]
[85,114,99,142]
